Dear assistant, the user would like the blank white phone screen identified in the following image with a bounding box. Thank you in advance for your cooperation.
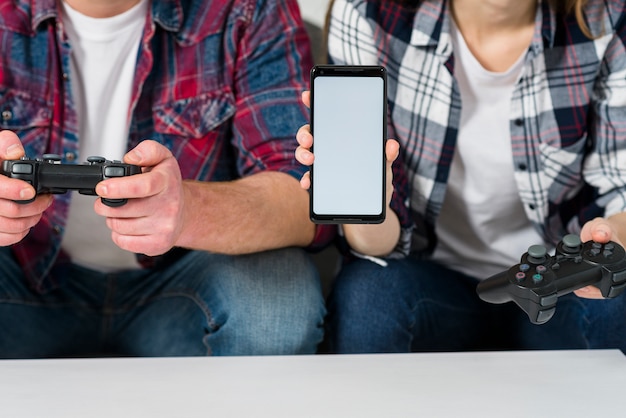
[312,75,384,217]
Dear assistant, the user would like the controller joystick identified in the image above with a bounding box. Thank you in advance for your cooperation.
[1,155,142,207]
[526,244,548,264]
[476,234,626,324]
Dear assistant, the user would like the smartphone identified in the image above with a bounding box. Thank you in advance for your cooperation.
[309,65,387,224]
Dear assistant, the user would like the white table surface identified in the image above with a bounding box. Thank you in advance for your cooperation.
[1,350,624,418]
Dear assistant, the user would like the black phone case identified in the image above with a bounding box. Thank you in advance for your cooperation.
[309,65,387,224]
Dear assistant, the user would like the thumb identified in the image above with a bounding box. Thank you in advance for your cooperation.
[124,139,172,167]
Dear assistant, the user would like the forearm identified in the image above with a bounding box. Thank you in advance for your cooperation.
[175,171,316,254]
[343,209,401,257]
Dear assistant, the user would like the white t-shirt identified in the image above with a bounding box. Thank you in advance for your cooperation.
[60,0,148,271]
[431,20,545,279]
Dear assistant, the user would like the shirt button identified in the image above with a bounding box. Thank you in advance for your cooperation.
[2,110,12,121]
[62,73,69,81]
[517,163,527,170]
[514,118,524,126]
[528,204,536,210]
[65,152,76,162]
[52,225,62,235]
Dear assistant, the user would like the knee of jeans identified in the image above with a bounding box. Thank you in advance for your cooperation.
[209,290,325,355]
[207,249,326,355]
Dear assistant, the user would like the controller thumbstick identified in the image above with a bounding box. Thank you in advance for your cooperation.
[87,156,106,164]
[561,234,582,254]
[527,245,548,264]
[42,154,62,163]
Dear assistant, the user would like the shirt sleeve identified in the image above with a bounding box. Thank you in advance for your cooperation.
[584,12,626,220]
[230,0,313,181]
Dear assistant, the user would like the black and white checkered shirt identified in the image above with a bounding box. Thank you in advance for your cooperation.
[328,0,626,257]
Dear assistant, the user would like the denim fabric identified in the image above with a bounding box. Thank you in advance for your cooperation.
[325,257,626,354]
[0,247,325,358]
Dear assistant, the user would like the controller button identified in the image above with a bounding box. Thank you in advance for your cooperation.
[11,163,33,174]
[536,307,556,323]
[87,156,106,164]
[104,166,126,178]
[561,234,582,253]
[551,263,560,270]
[603,249,613,258]
[536,265,547,274]
[589,248,600,257]
[592,242,602,249]
[540,294,558,307]
[515,272,526,282]
[574,256,583,263]
[532,273,543,283]
[612,270,626,284]
[527,245,548,264]
[605,243,615,251]
[519,263,530,272]
[608,283,626,298]
[42,154,61,163]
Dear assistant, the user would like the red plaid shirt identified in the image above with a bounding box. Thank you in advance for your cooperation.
[0,0,332,292]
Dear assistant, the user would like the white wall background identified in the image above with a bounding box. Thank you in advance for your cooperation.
[298,0,330,28]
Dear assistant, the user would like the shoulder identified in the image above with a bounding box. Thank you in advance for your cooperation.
[581,0,625,38]
[330,0,446,43]
[173,0,304,45]
[0,0,40,35]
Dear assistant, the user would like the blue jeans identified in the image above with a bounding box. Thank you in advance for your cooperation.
[0,247,325,358]
[326,257,626,353]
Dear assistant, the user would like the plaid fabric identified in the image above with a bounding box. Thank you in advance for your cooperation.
[0,0,328,292]
[327,0,626,257]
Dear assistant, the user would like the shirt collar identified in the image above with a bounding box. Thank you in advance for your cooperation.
[16,0,206,45]
[409,0,554,60]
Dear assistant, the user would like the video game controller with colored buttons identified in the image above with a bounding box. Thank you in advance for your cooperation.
[476,234,626,324]
[1,154,142,207]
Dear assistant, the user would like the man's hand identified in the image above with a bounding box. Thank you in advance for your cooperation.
[0,130,53,246]
[95,140,186,256]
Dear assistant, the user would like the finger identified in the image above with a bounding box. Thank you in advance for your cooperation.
[123,139,173,167]
[0,213,43,235]
[95,170,163,202]
[0,230,31,246]
[0,195,52,217]
[0,177,36,202]
[296,124,312,148]
[580,217,613,244]
[295,146,314,166]
[574,285,605,299]
[385,139,400,163]
[110,232,172,257]
[300,171,311,190]
[105,214,158,236]
[301,90,311,108]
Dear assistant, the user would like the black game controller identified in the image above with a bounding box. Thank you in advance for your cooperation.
[476,234,626,324]
[1,154,142,207]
